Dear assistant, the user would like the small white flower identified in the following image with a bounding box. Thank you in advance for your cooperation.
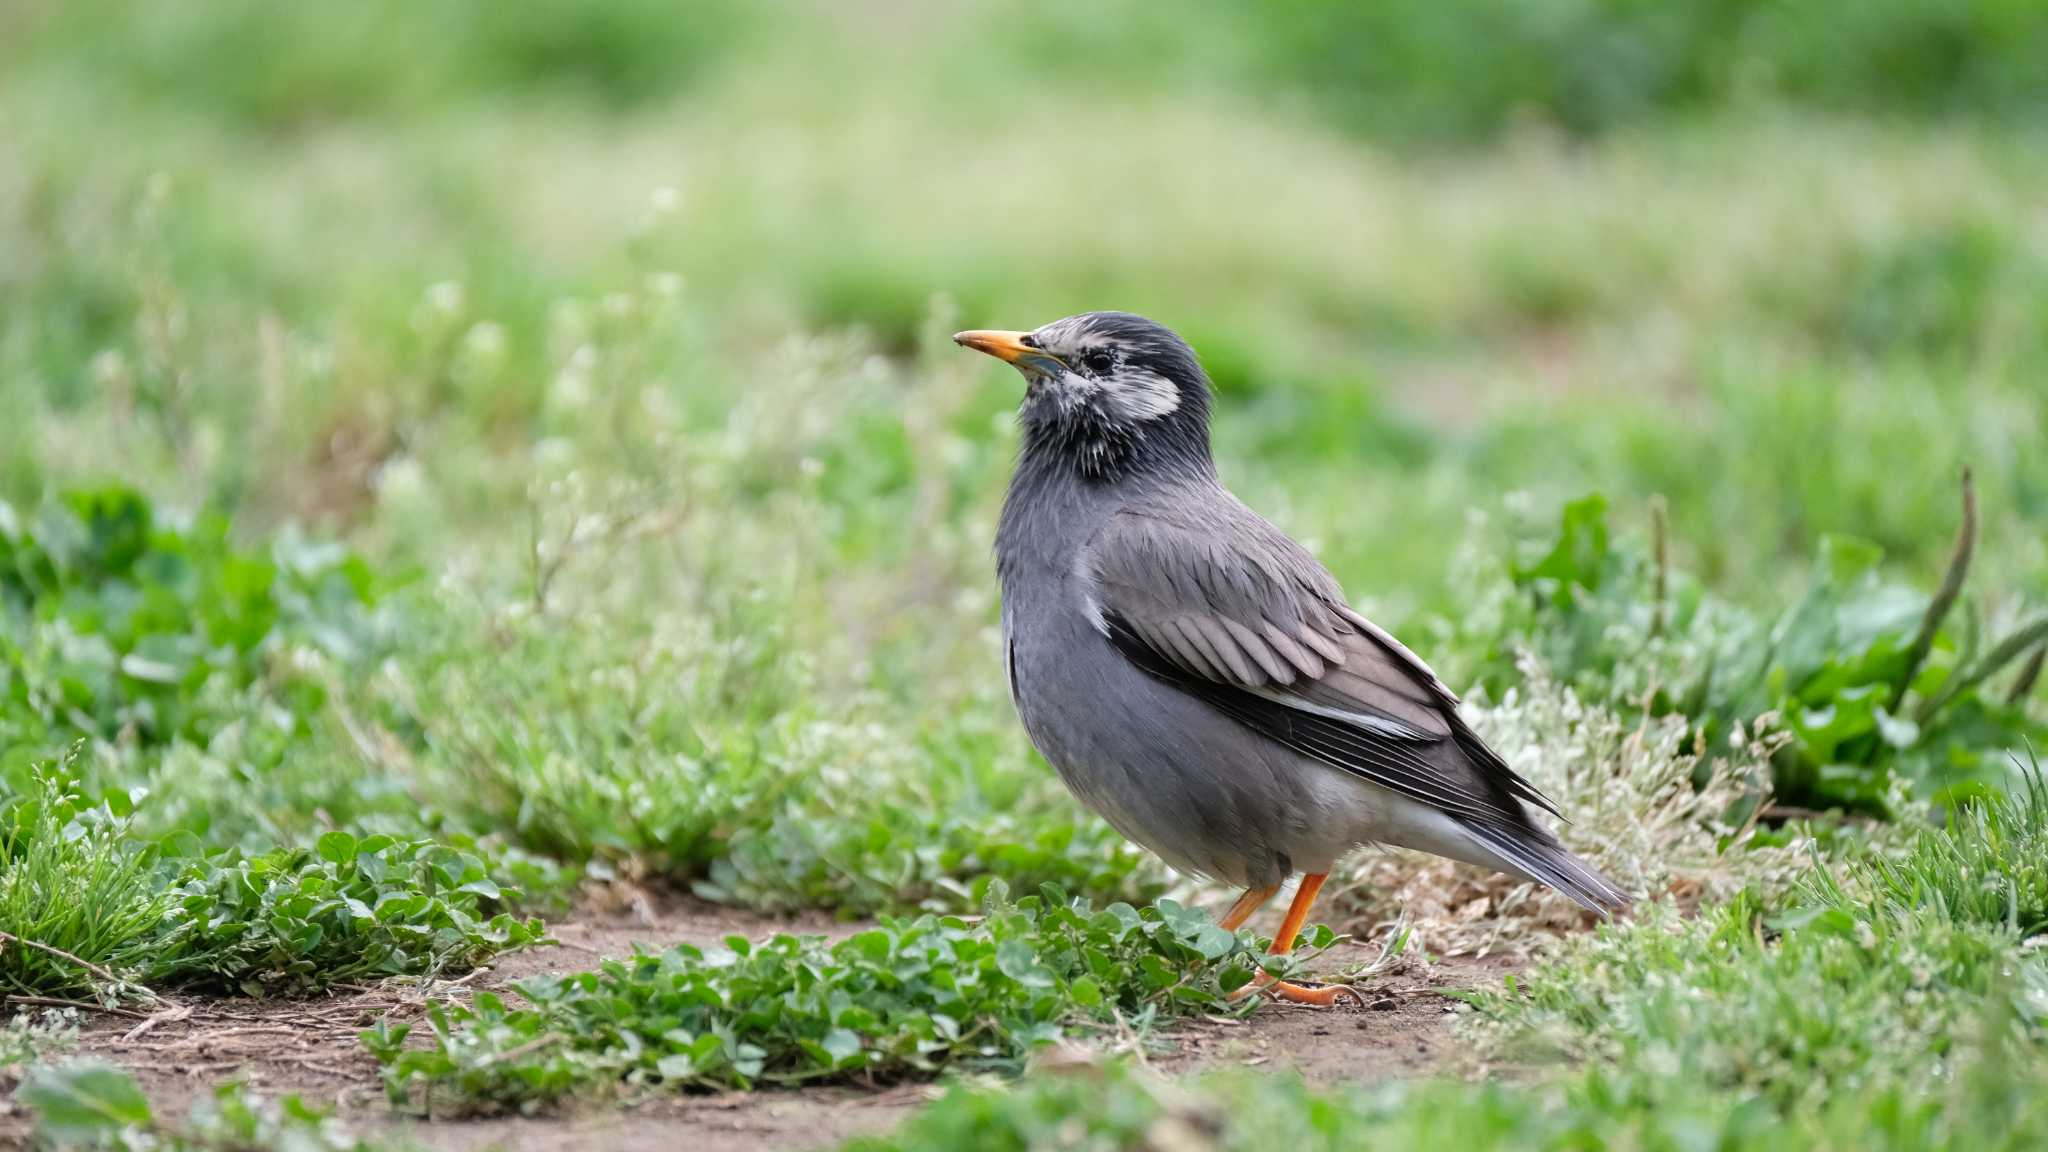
[90,349,129,389]
[375,457,426,504]
[464,321,507,360]
[533,438,576,471]
[425,281,464,317]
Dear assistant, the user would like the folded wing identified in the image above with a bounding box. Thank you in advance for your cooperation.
[1085,497,1560,828]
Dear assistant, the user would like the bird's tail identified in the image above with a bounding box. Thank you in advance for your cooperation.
[1459,820,1631,915]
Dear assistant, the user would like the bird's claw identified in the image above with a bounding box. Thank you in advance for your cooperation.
[1230,975,1367,1008]
[1263,979,1367,1008]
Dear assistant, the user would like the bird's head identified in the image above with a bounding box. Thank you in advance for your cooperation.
[954,311,1214,483]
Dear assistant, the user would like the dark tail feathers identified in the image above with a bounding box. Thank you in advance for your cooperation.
[1462,821,1631,914]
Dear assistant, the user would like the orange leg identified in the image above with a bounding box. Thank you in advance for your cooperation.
[1230,873,1364,1008]
[1217,884,1279,931]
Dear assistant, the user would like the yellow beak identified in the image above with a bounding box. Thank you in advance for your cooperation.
[953,329,1064,374]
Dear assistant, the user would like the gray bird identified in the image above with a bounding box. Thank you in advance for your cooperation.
[957,311,1627,1005]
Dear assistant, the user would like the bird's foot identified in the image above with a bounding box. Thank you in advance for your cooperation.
[1229,975,1365,1008]
[1263,979,1366,1008]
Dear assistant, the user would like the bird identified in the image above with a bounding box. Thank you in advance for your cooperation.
[956,311,1628,1006]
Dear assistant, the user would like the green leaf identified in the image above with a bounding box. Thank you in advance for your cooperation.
[1817,534,1885,586]
[19,1062,155,1141]
[1513,493,1611,599]
[1069,975,1104,1008]
[1190,924,1237,960]
[996,940,1056,988]
[820,1028,863,1065]
[316,830,358,864]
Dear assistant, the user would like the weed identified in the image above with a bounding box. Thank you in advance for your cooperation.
[0,1011,77,1082]
[384,603,1161,915]
[17,1061,405,1151]
[0,765,544,1001]
[1460,490,2047,810]
[0,770,170,1001]
[0,486,386,762]
[153,834,548,997]
[1336,664,1813,953]
[1819,753,2048,936]
[842,1040,2048,1151]
[366,884,1332,1111]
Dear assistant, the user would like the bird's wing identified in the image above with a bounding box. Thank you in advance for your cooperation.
[1085,498,1559,825]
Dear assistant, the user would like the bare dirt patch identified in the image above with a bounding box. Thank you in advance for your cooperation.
[30,897,1512,1151]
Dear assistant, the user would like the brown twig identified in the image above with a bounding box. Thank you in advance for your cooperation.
[0,931,180,1016]
[528,494,582,613]
[120,1003,193,1043]
[1,994,152,1020]
[0,932,140,994]
[1758,804,1879,828]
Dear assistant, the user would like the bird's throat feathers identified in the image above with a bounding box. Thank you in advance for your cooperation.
[1014,382,1214,487]
[998,403,1214,592]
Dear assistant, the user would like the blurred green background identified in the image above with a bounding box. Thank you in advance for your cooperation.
[7,0,2044,599]
[3,0,2044,678]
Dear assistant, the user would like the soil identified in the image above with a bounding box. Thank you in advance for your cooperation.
[9,894,1514,1152]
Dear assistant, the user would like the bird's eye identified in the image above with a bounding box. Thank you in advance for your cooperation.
[1079,350,1115,376]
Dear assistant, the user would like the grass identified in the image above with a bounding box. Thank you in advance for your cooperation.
[366,886,1335,1110]
[1862,770,2048,933]
[1453,756,2048,1120]
[0,767,545,1002]
[843,1039,2048,1151]
[19,1063,403,1152]
[14,2,2046,141]
[3,0,2046,1146]
[0,770,173,1001]
[386,602,1161,914]
[1448,489,2048,810]
[845,758,2048,1149]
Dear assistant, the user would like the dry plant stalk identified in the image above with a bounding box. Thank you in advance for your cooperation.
[1895,467,1976,711]
[1331,658,1807,958]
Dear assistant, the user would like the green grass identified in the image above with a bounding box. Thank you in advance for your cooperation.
[843,1039,2048,1151]
[1862,776,2048,935]
[1450,491,2048,809]
[383,604,1162,914]
[0,770,173,1001]
[15,1,2046,140]
[366,886,1338,1111]
[3,0,2046,1144]
[1461,757,2048,1108]
[0,768,544,1001]
[848,758,2048,1150]
[19,1063,405,1152]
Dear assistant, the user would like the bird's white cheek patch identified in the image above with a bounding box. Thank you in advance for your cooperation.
[1106,368,1180,422]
